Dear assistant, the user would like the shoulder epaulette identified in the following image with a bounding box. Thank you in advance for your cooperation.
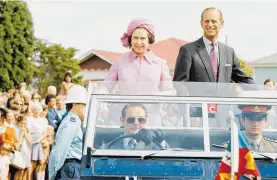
[70,116,76,122]
[264,137,277,143]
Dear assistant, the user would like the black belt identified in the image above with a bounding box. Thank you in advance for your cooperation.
[65,158,81,164]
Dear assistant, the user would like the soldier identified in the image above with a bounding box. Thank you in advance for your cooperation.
[239,105,277,152]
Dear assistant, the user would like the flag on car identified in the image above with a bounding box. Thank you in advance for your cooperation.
[215,118,260,180]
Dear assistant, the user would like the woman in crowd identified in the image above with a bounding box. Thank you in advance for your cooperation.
[13,115,31,180]
[31,94,41,104]
[59,71,75,97]
[1,110,18,150]
[26,103,48,180]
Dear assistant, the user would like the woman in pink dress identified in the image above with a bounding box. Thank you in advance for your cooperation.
[100,18,176,126]
[102,18,175,95]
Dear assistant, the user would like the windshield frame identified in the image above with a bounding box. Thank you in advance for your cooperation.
[83,93,277,158]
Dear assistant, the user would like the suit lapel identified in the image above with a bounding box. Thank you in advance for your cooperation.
[217,42,227,82]
[196,38,215,82]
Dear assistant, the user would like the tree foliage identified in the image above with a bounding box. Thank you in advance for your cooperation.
[238,59,254,78]
[0,1,35,91]
[32,39,82,96]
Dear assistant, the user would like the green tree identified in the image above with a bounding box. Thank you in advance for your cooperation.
[238,59,254,78]
[0,1,35,91]
[32,39,82,96]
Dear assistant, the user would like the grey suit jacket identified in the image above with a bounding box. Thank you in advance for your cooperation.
[173,37,254,84]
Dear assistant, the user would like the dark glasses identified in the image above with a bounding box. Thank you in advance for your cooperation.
[126,117,146,124]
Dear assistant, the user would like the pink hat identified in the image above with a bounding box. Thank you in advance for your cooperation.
[121,18,155,48]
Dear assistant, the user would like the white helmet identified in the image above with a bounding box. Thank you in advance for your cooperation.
[65,85,88,104]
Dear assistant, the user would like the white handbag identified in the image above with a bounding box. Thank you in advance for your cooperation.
[10,150,26,169]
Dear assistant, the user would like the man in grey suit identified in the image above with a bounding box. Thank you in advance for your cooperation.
[173,7,254,84]
[109,103,168,150]
[239,105,277,152]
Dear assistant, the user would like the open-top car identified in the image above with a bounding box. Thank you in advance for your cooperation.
[81,82,277,180]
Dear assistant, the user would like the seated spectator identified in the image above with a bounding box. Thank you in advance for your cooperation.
[45,95,60,130]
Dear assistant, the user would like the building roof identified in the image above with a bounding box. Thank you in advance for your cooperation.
[249,52,277,67]
[77,69,109,81]
[79,49,123,64]
[79,38,188,69]
[150,38,188,68]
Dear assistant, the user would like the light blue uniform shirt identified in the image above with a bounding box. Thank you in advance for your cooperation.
[48,112,83,180]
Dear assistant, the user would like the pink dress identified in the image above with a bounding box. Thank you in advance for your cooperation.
[101,50,176,126]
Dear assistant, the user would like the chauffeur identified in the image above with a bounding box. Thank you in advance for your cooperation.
[48,85,88,179]
[239,105,277,152]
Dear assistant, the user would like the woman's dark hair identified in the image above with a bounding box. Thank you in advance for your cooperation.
[6,97,14,109]
[63,71,73,82]
[128,28,155,46]
[45,94,56,105]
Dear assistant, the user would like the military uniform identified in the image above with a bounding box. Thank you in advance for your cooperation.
[239,105,277,152]
[243,133,277,152]
[48,112,83,180]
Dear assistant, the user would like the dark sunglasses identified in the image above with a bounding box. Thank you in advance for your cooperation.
[126,117,146,124]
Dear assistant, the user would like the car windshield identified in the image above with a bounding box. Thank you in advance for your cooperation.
[83,81,277,158]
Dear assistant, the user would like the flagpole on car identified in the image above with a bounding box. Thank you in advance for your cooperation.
[230,110,239,180]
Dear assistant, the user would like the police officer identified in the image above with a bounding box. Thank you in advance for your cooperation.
[48,85,87,179]
[239,105,277,152]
